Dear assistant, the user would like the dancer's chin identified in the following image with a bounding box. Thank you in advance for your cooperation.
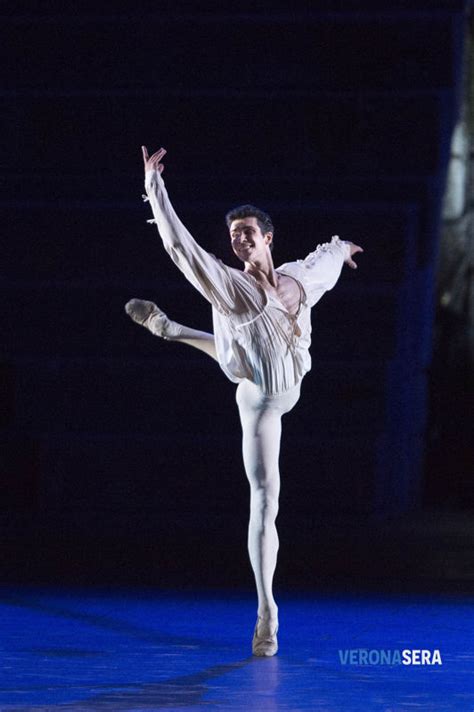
[234,250,251,263]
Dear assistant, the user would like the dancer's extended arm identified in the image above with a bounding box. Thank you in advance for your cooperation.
[296,235,363,307]
[142,146,237,316]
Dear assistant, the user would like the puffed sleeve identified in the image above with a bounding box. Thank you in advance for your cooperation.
[144,169,238,315]
[298,236,350,307]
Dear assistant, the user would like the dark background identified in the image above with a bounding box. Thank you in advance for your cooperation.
[1,1,472,591]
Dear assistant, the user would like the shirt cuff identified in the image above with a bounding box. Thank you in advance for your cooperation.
[144,169,163,191]
[331,235,351,261]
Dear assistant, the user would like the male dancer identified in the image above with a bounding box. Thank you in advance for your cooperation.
[125,146,363,656]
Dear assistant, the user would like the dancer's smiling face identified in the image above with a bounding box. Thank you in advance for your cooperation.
[229,217,273,263]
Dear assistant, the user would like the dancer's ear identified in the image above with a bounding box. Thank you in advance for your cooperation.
[265,232,273,249]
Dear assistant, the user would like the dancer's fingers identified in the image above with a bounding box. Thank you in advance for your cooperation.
[345,243,364,268]
[142,147,166,176]
[149,148,167,162]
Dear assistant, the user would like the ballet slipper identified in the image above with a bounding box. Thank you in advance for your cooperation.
[124,299,172,339]
[252,616,279,656]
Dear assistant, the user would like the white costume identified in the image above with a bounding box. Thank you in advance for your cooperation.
[142,168,350,652]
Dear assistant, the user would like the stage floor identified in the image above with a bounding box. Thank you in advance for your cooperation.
[0,585,472,711]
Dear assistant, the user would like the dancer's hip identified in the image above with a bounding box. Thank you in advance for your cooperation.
[235,378,301,415]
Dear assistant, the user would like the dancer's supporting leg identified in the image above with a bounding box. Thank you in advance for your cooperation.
[235,380,301,655]
[125,298,217,361]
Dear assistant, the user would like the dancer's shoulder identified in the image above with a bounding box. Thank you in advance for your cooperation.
[275,260,304,278]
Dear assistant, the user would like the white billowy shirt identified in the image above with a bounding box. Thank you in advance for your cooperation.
[144,169,351,396]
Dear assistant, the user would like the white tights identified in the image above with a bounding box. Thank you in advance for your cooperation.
[148,315,301,624]
[235,379,301,623]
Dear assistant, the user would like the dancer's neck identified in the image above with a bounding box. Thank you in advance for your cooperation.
[244,254,278,288]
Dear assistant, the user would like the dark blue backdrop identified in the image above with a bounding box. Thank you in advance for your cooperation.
[1,1,470,587]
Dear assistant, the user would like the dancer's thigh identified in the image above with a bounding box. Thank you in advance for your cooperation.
[235,380,301,490]
[235,380,301,421]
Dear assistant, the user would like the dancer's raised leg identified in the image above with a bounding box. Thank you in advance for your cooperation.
[125,298,217,361]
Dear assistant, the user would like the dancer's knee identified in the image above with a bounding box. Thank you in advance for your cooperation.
[250,486,279,523]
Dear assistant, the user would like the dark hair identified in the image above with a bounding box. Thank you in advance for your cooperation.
[225,204,274,252]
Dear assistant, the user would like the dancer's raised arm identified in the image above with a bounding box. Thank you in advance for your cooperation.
[142,146,237,315]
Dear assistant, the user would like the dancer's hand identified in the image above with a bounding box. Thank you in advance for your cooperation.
[344,242,364,269]
[142,146,166,175]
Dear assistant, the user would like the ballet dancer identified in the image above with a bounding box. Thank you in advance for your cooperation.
[125,146,363,656]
